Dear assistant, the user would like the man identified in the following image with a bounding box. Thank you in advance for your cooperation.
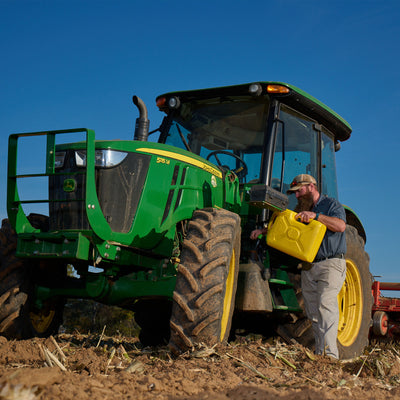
[287,174,346,359]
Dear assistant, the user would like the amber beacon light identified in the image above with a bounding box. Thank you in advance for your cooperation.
[267,84,290,94]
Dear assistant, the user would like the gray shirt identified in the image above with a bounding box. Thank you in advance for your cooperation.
[312,195,346,261]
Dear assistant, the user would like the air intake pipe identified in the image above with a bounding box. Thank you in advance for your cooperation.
[132,95,150,141]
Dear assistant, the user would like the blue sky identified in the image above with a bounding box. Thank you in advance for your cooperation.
[1,0,400,283]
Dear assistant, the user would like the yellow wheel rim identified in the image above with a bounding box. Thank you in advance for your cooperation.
[29,308,56,334]
[220,249,236,341]
[337,259,363,346]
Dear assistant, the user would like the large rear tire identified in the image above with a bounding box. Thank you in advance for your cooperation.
[169,208,241,354]
[337,225,372,359]
[0,216,65,339]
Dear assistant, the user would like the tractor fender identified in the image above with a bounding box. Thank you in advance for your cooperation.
[344,205,366,244]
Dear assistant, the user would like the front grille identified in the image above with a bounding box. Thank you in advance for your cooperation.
[49,151,150,233]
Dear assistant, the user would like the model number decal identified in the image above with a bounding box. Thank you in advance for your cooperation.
[156,157,170,165]
[136,148,222,178]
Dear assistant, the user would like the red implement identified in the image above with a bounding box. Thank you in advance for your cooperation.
[371,281,400,337]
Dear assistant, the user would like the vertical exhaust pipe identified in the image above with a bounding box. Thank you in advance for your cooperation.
[132,95,149,141]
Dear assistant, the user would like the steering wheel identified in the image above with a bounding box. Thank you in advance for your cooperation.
[206,150,248,179]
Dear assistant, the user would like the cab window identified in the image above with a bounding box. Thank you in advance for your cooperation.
[271,105,318,209]
[160,98,270,183]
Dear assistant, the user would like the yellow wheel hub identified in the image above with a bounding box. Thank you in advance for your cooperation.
[337,259,363,346]
[29,307,56,334]
[220,249,236,341]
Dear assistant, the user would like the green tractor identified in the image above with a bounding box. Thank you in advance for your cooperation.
[0,82,371,360]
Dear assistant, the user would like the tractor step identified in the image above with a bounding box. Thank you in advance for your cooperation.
[17,232,91,260]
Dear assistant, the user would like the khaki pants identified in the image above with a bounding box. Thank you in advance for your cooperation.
[301,258,346,359]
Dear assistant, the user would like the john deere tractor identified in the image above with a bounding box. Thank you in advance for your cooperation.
[0,82,371,359]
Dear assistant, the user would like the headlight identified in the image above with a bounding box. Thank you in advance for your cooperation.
[75,149,128,168]
[55,152,66,168]
[168,96,180,109]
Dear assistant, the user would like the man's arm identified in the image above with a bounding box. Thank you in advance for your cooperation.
[295,211,346,232]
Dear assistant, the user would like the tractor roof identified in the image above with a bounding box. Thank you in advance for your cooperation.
[157,82,352,142]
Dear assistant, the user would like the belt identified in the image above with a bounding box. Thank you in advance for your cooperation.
[314,253,345,263]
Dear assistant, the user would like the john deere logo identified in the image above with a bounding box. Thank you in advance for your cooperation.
[63,178,76,192]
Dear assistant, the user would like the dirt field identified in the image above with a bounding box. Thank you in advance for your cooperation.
[1,333,400,400]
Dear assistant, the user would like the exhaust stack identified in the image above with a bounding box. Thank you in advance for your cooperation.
[132,96,149,141]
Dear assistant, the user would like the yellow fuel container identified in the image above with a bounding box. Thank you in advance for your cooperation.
[266,209,327,262]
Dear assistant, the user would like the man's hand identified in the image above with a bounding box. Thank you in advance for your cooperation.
[250,228,267,240]
[295,211,316,223]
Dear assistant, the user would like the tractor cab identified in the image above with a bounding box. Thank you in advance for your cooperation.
[156,82,351,212]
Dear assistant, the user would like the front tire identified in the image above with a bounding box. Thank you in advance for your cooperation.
[169,208,241,354]
[0,216,65,339]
